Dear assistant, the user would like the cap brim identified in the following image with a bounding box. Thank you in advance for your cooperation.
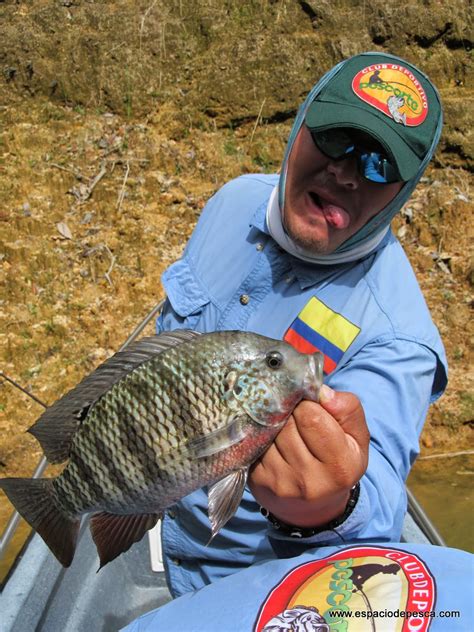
[305,101,421,181]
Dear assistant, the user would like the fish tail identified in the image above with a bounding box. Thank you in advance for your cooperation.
[0,477,80,567]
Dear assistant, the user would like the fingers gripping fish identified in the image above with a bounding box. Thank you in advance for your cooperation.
[0,331,323,570]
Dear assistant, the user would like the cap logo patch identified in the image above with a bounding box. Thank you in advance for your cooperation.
[352,64,428,126]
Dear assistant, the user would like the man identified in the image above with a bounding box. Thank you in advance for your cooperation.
[154,51,447,599]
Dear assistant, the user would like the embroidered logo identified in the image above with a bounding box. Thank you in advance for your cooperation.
[352,64,429,126]
[255,546,436,632]
[284,297,360,375]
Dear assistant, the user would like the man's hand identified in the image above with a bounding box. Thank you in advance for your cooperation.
[249,384,370,528]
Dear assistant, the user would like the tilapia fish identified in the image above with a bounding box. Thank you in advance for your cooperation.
[0,330,323,569]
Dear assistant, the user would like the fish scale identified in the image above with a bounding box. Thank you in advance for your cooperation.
[62,354,226,513]
[0,330,323,568]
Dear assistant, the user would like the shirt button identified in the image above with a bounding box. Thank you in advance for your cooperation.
[168,510,176,519]
[256,242,264,251]
[171,557,181,566]
[239,294,250,305]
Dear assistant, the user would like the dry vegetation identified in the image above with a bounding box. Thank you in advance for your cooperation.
[0,0,472,561]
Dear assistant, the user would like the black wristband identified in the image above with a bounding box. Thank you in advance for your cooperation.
[260,482,360,539]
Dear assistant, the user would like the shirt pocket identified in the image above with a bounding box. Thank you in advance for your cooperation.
[156,258,213,332]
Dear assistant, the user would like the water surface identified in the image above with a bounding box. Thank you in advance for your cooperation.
[408,453,474,552]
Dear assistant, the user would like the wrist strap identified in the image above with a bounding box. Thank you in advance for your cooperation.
[260,482,360,539]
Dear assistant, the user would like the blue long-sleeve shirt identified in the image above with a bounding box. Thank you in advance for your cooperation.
[155,173,447,598]
[122,542,473,632]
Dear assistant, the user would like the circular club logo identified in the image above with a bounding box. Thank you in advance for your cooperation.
[352,64,429,126]
[255,546,436,632]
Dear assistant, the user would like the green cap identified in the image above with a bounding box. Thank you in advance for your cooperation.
[305,53,442,181]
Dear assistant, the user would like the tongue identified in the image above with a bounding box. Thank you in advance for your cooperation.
[321,202,350,229]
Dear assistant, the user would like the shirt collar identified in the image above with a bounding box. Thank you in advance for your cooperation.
[250,199,269,234]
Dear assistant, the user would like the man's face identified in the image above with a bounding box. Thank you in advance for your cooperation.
[283,125,404,254]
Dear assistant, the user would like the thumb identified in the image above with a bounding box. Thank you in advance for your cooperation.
[319,384,351,416]
[319,384,369,444]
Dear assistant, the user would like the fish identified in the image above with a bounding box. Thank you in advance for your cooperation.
[0,330,323,569]
[387,95,407,125]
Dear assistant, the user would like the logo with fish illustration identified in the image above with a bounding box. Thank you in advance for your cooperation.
[255,546,436,631]
[352,64,429,126]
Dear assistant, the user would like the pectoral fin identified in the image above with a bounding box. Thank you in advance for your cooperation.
[187,416,248,458]
[207,467,248,540]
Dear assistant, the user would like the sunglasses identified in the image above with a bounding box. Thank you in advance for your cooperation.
[310,128,402,184]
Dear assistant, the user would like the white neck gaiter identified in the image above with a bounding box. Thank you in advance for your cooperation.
[266,185,389,266]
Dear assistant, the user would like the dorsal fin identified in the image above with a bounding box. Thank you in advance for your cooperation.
[28,330,201,463]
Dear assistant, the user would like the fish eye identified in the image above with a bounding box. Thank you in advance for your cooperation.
[265,351,283,370]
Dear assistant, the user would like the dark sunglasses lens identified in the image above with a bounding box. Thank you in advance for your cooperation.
[311,129,401,183]
[312,130,352,159]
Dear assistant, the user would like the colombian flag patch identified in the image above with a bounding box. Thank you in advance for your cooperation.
[284,297,360,374]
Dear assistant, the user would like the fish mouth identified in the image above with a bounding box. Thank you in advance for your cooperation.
[303,352,324,402]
